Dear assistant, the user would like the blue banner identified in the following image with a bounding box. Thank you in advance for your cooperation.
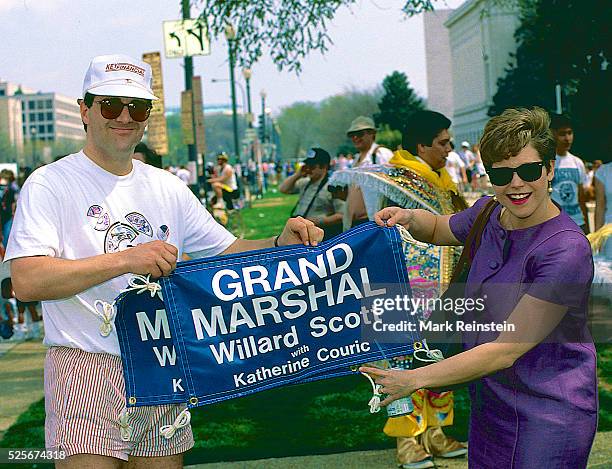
[115,223,417,408]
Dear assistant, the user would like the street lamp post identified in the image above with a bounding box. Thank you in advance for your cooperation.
[30,126,37,168]
[242,68,253,128]
[224,23,240,163]
[256,90,267,197]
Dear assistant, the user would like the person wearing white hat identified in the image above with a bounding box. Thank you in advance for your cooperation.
[5,54,322,468]
[346,116,393,167]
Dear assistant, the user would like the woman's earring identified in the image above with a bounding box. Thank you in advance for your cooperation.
[548,181,553,194]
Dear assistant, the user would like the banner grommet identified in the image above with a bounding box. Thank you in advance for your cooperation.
[128,397,137,405]
[189,397,199,406]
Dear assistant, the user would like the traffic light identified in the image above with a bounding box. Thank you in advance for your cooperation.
[258,114,266,142]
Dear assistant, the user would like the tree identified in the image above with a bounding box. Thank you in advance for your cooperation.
[276,88,381,158]
[276,102,319,159]
[489,0,611,161]
[318,89,382,154]
[374,71,425,135]
[195,1,442,71]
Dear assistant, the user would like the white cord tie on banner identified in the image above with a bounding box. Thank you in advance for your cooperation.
[118,409,133,442]
[160,407,191,439]
[361,371,382,413]
[122,274,163,300]
[413,339,444,363]
[93,300,116,337]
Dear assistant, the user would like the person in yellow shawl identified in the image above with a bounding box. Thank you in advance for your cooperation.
[339,111,467,469]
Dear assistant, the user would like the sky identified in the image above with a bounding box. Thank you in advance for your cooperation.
[0,0,465,114]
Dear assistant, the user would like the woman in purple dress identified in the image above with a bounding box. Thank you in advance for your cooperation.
[361,107,597,468]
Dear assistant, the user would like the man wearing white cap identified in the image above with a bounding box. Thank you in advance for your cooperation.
[5,54,322,468]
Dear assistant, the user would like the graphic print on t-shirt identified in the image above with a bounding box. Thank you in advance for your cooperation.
[87,205,168,253]
[125,211,153,237]
[552,168,581,217]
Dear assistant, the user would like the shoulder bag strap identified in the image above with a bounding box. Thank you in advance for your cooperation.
[291,175,329,218]
[448,197,499,284]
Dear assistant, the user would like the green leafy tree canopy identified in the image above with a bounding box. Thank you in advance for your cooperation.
[374,71,425,135]
[195,0,440,71]
[490,0,610,161]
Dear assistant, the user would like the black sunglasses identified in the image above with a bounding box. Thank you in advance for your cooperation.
[485,162,545,186]
[95,98,152,122]
[348,129,372,138]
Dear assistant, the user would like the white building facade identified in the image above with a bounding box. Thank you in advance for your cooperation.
[444,0,520,146]
[0,80,83,163]
[423,9,455,121]
[20,92,84,143]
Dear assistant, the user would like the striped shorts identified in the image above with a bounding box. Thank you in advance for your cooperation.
[45,346,194,461]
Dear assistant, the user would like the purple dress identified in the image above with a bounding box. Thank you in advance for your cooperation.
[449,197,598,468]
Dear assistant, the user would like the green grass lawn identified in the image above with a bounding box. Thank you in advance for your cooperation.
[1,188,610,467]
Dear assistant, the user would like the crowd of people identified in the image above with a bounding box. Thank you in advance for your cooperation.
[0,51,608,469]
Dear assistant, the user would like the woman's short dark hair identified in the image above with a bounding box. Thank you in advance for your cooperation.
[479,107,555,169]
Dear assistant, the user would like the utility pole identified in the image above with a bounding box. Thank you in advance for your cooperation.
[182,0,198,192]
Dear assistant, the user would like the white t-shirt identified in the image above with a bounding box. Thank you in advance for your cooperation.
[354,144,393,167]
[551,152,588,226]
[215,163,238,190]
[4,151,236,355]
[445,151,465,184]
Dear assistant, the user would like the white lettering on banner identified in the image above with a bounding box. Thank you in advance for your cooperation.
[233,357,310,388]
[310,312,362,338]
[252,296,283,326]
[308,279,335,312]
[153,345,177,366]
[326,243,353,274]
[212,269,243,301]
[136,309,171,341]
[274,261,302,289]
[298,254,327,283]
[361,268,387,297]
[210,243,355,301]
[173,378,184,393]
[228,302,257,332]
[280,289,308,319]
[209,325,300,364]
[317,341,371,362]
[191,267,383,340]
[243,265,271,295]
[192,306,228,339]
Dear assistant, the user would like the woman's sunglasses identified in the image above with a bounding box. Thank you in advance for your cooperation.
[95,98,152,122]
[485,162,545,186]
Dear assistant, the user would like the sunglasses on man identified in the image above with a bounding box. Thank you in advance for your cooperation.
[94,97,152,122]
[485,162,545,186]
[348,129,373,139]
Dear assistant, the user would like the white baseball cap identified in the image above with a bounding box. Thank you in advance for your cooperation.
[461,141,470,148]
[82,54,158,100]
